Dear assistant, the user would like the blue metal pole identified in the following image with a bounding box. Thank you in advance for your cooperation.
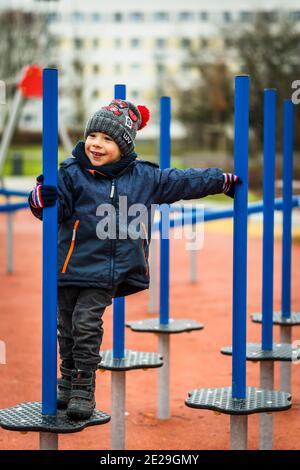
[114,84,126,101]
[113,297,125,359]
[42,69,58,415]
[112,84,126,358]
[262,89,277,350]
[281,100,294,319]
[159,97,171,325]
[232,76,250,399]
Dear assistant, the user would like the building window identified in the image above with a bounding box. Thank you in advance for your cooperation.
[178,12,195,22]
[156,63,165,74]
[72,60,84,75]
[72,12,85,22]
[93,64,100,74]
[114,38,122,48]
[292,11,300,20]
[131,90,140,99]
[131,38,141,48]
[115,64,121,74]
[199,12,208,21]
[91,13,101,22]
[240,11,253,22]
[156,38,166,49]
[114,12,123,22]
[154,12,169,22]
[201,38,208,48]
[74,38,84,49]
[92,90,100,99]
[46,13,59,24]
[224,38,232,48]
[131,64,141,72]
[261,11,277,22]
[223,11,232,23]
[130,12,144,22]
[93,38,100,48]
[181,38,191,49]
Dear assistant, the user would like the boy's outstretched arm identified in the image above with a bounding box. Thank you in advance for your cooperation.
[153,167,239,205]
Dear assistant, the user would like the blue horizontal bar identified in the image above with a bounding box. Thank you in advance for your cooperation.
[152,197,300,231]
[170,197,299,215]
[0,189,29,197]
[0,202,28,212]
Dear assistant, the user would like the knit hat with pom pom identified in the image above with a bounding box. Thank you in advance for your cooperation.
[84,99,150,157]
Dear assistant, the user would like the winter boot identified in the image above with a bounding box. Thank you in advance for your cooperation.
[57,366,72,409]
[66,369,96,420]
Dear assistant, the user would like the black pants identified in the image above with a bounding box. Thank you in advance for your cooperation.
[57,286,114,371]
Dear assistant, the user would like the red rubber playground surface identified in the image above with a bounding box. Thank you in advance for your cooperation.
[0,208,299,450]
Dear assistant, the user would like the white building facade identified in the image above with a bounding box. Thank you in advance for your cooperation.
[1,0,299,136]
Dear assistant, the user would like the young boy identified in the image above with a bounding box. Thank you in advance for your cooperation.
[29,99,239,420]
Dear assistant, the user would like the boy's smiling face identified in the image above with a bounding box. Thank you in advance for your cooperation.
[85,132,122,166]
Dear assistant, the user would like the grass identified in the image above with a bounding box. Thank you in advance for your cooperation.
[3,145,67,176]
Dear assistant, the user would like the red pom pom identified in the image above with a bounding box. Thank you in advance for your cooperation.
[137,105,150,130]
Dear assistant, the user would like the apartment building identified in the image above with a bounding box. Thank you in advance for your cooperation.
[1,0,299,136]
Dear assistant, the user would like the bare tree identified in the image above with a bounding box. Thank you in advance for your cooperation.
[224,11,300,151]
[0,9,52,99]
[70,58,86,132]
[176,11,300,156]
[176,60,233,152]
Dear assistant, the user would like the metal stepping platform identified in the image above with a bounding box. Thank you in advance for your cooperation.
[221,343,300,362]
[98,349,163,371]
[251,312,300,326]
[185,386,292,415]
[0,402,110,433]
[126,318,204,334]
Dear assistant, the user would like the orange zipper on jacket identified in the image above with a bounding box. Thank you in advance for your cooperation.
[61,219,80,274]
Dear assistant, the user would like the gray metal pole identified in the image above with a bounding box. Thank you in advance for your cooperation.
[149,238,158,314]
[58,120,73,155]
[259,361,274,450]
[111,371,126,450]
[6,210,13,274]
[39,432,58,450]
[280,326,292,393]
[157,334,170,419]
[230,415,248,450]
[0,88,24,175]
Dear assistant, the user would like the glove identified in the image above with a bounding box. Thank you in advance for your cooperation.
[222,173,241,199]
[29,174,58,209]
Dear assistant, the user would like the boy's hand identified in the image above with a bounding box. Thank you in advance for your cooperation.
[222,173,241,199]
[29,174,58,208]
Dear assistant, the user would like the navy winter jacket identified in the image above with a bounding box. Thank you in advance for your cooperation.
[29,149,224,297]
